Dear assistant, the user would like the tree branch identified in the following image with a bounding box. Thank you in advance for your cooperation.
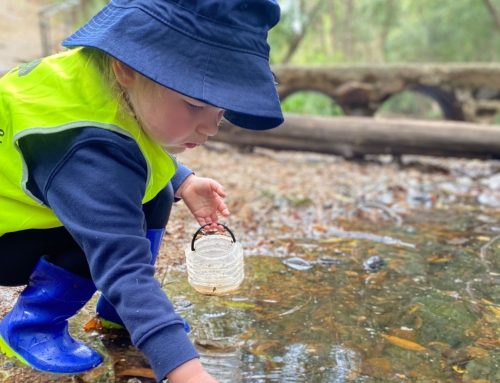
[282,0,324,64]
[482,0,500,31]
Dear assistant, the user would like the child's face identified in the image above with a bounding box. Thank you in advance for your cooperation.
[115,62,224,153]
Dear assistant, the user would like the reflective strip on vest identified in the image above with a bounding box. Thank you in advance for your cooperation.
[0,48,176,235]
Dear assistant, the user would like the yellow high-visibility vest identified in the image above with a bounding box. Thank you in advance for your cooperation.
[0,48,176,235]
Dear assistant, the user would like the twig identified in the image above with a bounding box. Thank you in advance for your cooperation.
[278,296,311,317]
[357,201,403,225]
[479,234,500,274]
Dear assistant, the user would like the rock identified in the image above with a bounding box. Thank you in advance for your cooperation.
[363,255,385,272]
[282,257,313,271]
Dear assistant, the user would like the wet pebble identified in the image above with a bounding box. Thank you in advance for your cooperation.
[482,172,500,189]
[478,191,500,208]
[2,361,15,370]
[173,297,193,311]
[363,255,385,272]
[283,257,313,271]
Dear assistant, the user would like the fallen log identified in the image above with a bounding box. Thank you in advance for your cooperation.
[215,114,500,159]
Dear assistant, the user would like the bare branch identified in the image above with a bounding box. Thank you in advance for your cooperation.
[482,0,500,31]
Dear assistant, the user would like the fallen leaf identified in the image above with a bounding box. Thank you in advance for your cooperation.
[426,254,453,264]
[362,357,392,376]
[408,303,423,314]
[476,337,500,349]
[83,317,103,332]
[446,238,469,245]
[222,300,256,310]
[465,346,489,359]
[381,333,427,352]
[313,223,327,232]
[117,367,155,379]
[452,365,466,374]
[345,271,359,277]
[476,236,491,241]
[415,316,423,329]
[427,341,451,353]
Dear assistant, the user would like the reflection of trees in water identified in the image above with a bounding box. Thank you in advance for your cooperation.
[326,346,362,383]
[278,343,308,382]
[261,344,362,382]
[194,311,245,383]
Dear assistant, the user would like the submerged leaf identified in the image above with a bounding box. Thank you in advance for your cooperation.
[116,367,155,379]
[222,300,256,310]
[195,338,238,352]
[465,346,489,359]
[381,333,427,352]
[426,254,453,264]
[452,365,466,374]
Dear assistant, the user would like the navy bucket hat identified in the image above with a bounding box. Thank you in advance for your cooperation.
[63,0,284,130]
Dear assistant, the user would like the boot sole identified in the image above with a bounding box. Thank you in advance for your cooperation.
[0,333,102,374]
[0,333,30,367]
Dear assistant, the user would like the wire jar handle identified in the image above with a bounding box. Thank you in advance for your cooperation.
[191,223,237,251]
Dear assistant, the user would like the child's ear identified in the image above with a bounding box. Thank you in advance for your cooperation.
[112,60,136,89]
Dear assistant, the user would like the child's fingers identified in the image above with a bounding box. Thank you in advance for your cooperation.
[219,205,230,217]
[215,195,230,217]
[210,180,226,198]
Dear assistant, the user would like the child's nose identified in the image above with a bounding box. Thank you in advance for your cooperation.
[200,110,224,137]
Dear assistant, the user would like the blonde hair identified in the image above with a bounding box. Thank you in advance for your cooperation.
[80,47,134,118]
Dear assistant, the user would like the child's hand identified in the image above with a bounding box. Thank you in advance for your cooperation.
[167,359,219,383]
[176,175,230,226]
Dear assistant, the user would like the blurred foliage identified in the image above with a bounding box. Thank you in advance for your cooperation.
[87,0,500,64]
[376,91,444,120]
[281,91,344,116]
[269,0,500,65]
[269,0,500,117]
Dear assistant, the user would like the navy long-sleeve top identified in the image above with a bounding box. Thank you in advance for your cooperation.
[18,127,198,381]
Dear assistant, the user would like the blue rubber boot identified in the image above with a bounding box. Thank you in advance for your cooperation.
[0,257,103,373]
[96,228,165,329]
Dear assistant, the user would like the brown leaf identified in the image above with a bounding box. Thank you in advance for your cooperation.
[362,357,392,377]
[465,346,489,359]
[116,367,156,379]
[426,254,453,264]
[415,316,423,329]
[476,337,500,349]
[83,317,103,332]
[381,333,427,352]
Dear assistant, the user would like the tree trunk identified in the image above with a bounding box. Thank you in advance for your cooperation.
[482,0,500,31]
[215,114,500,159]
[281,0,324,64]
[343,0,355,60]
[379,0,396,61]
[329,0,338,56]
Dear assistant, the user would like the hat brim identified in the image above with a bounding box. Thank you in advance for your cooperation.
[63,4,283,130]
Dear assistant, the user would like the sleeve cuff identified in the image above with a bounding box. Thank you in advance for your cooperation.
[137,323,199,382]
[171,163,194,200]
